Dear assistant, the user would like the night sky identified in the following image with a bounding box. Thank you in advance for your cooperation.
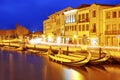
[0,0,120,32]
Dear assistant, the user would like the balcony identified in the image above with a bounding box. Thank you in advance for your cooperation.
[105,30,120,35]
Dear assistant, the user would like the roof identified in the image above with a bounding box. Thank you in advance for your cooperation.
[76,4,90,9]
[76,3,115,9]
[0,30,15,36]
[95,3,115,6]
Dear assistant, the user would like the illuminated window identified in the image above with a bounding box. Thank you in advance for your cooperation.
[106,12,111,19]
[112,11,117,18]
[92,10,96,17]
[68,16,70,23]
[71,15,73,22]
[72,15,75,22]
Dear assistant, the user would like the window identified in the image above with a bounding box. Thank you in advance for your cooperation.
[86,13,89,19]
[56,19,60,25]
[119,24,120,31]
[65,26,68,31]
[74,25,76,31]
[112,24,117,31]
[106,24,111,31]
[65,16,68,23]
[92,23,96,33]
[70,26,72,31]
[72,26,74,31]
[68,26,70,31]
[86,24,89,31]
[65,26,66,31]
[68,16,71,23]
[106,12,111,19]
[86,13,89,21]
[118,24,120,34]
[71,15,74,22]
[119,11,120,17]
[79,25,81,31]
[92,10,96,17]
[82,14,85,19]
[112,11,117,18]
[82,25,85,31]
[74,14,76,22]
[78,15,81,22]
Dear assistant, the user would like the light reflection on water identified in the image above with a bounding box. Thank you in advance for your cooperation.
[0,50,120,80]
[63,68,86,80]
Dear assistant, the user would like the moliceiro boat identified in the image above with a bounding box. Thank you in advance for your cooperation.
[48,47,91,67]
[88,48,111,64]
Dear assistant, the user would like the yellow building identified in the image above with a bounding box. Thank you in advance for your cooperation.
[63,3,113,45]
[77,4,90,45]
[43,3,120,47]
[43,7,73,42]
[64,9,78,43]
[103,5,120,47]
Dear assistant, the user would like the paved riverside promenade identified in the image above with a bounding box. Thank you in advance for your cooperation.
[0,41,120,62]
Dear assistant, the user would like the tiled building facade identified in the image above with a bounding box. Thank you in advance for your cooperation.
[43,3,120,47]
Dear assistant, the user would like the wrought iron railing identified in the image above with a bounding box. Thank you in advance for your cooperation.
[105,30,120,35]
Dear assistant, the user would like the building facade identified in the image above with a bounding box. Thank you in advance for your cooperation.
[0,24,29,40]
[103,5,120,47]
[43,7,73,43]
[43,3,120,47]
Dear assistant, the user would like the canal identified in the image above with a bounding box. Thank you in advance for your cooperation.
[0,49,120,80]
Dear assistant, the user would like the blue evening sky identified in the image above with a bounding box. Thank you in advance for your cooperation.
[0,0,120,32]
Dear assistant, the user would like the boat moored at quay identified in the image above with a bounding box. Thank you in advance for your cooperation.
[0,41,119,66]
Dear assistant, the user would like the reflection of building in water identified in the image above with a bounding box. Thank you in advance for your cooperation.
[43,3,120,47]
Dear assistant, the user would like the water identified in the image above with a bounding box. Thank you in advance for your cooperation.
[0,49,120,80]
